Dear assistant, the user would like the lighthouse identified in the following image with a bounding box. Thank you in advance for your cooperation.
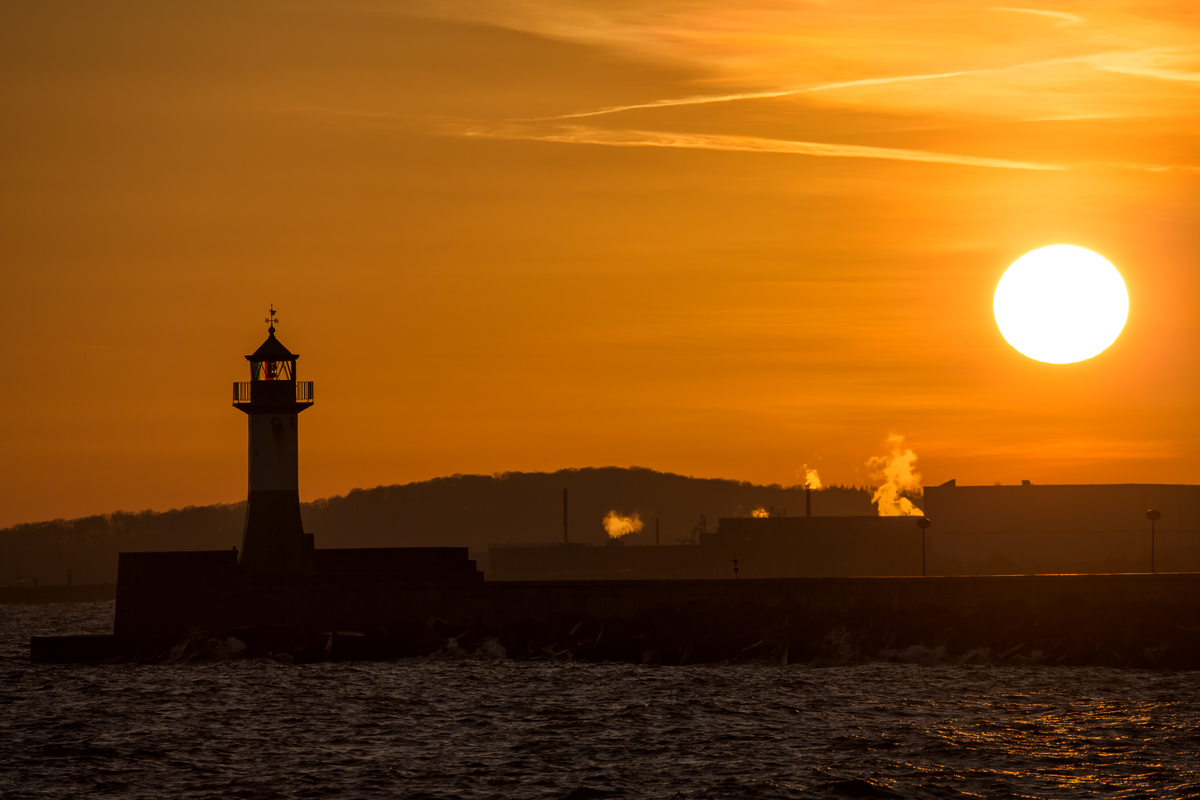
[232,307,315,575]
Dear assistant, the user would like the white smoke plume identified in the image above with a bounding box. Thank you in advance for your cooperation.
[603,510,644,538]
[802,465,823,490]
[867,434,925,517]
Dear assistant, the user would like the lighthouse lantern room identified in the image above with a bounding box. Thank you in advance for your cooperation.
[232,307,315,575]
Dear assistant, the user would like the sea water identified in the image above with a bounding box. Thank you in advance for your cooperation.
[3,602,1199,799]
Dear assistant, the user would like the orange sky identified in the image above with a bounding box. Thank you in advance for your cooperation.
[2,0,1198,527]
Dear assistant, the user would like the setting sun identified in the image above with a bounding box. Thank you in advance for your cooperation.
[2,0,1197,524]
[994,246,1129,365]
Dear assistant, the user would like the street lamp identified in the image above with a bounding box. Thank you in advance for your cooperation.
[916,517,932,577]
[1146,509,1161,573]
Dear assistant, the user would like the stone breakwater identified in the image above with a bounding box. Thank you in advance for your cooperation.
[33,560,1200,669]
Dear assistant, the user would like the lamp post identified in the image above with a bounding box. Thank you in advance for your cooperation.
[1146,509,1161,573]
[916,517,932,577]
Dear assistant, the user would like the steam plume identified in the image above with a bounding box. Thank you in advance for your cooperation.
[867,435,924,517]
[603,510,644,538]
[751,507,770,518]
[802,465,823,490]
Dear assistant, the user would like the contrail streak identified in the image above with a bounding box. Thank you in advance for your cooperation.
[530,54,1102,121]
[462,125,1063,171]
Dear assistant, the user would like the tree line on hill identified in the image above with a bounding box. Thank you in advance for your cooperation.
[1,467,875,586]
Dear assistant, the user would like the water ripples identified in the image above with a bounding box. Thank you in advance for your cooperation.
[4,602,1200,798]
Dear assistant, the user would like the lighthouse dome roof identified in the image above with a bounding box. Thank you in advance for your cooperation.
[245,331,298,362]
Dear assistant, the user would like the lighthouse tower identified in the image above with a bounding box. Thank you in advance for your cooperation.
[232,307,315,575]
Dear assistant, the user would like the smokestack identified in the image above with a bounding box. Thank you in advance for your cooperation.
[563,489,568,543]
[805,486,811,518]
[656,518,660,546]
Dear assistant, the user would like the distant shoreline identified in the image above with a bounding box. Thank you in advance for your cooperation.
[1,585,115,605]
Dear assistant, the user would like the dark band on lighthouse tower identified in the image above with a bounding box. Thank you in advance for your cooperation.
[232,307,315,575]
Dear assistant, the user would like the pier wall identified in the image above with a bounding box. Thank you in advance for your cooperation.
[111,551,1200,639]
[480,572,1200,625]
[56,548,1200,669]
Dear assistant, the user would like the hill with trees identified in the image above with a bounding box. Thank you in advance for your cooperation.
[2,467,874,585]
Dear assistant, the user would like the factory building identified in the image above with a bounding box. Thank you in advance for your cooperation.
[923,480,1200,574]
[489,515,924,580]
[490,481,1200,580]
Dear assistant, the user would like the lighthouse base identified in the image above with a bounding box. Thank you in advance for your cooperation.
[239,490,314,575]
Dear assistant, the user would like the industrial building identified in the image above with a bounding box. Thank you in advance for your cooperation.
[489,482,1200,580]
[923,480,1200,574]
[489,515,924,580]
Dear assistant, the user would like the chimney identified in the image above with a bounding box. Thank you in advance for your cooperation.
[805,486,812,518]
[563,488,568,543]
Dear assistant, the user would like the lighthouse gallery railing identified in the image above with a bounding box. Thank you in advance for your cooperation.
[232,381,314,405]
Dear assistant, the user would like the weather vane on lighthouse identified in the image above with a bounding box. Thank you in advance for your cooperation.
[265,305,278,333]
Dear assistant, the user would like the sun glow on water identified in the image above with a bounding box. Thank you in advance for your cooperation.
[994,245,1129,364]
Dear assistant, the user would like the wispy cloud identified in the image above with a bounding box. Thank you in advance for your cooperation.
[532,89,804,121]
[461,124,1063,170]
[1110,162,1200,173]
[990,7,1084,26]
[528,54,1106,121]
[422,1,1199,128]
[1089,48,1200,83]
